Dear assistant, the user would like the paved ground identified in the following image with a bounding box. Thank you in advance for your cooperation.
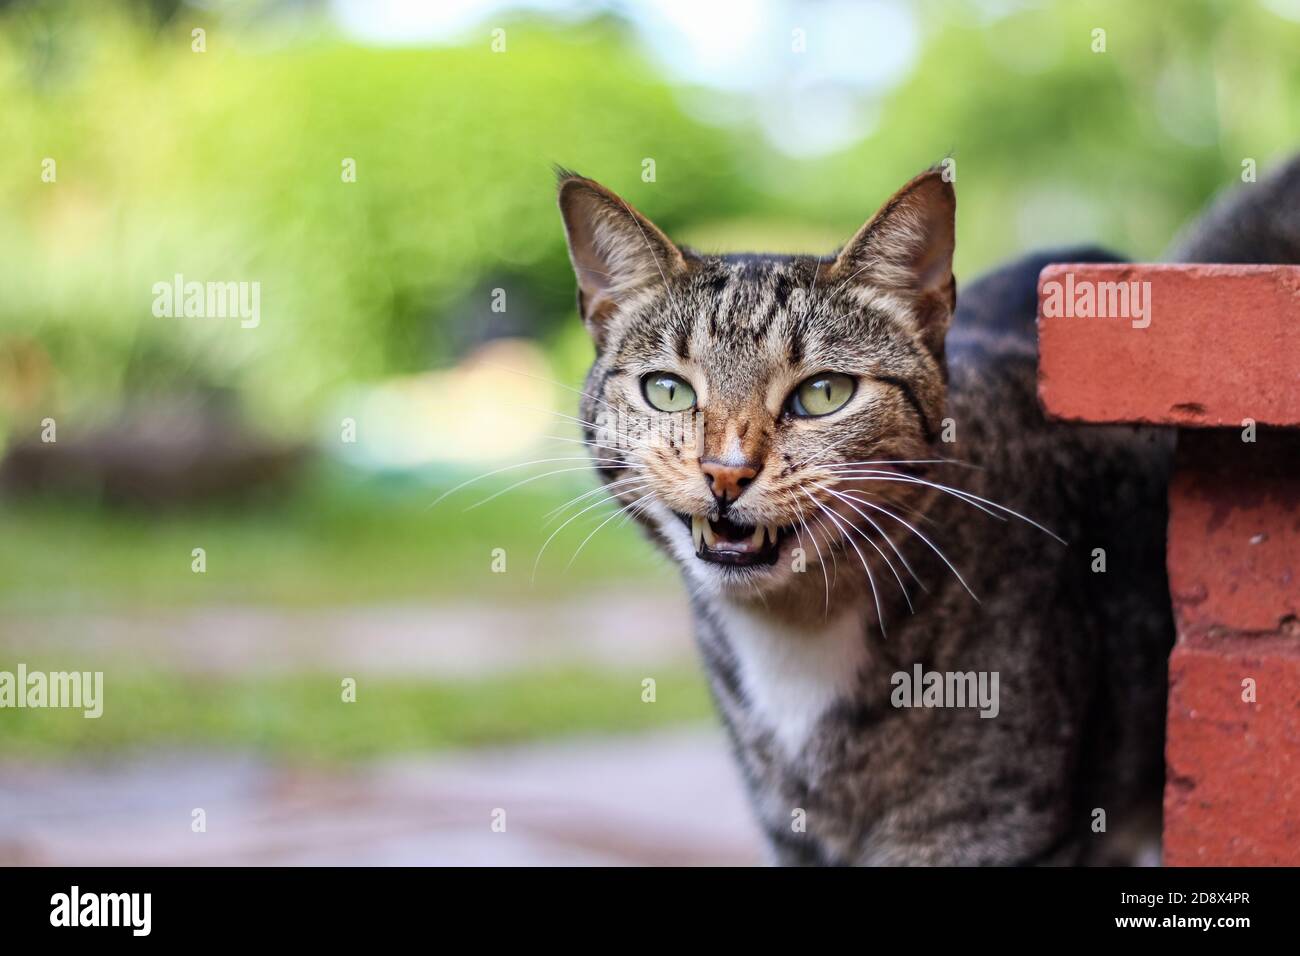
[0,591,764,865]
[0,729,763,866]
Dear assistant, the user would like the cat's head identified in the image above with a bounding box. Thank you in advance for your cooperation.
[557,168,955,605]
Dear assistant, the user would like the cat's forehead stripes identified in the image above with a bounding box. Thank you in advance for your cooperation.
[593,240,942,458]
[606,256,908,412]
[712,257,801,336]
[618,255,820,357]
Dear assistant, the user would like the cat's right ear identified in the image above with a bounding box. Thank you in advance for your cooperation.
[823,168,956,357]
[556,171,687,345]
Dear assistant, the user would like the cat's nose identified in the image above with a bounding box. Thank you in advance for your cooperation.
[700,460,760,504]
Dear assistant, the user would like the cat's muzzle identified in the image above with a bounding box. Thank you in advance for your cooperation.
[679,512,787,567]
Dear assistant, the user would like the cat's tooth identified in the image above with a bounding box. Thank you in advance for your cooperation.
[750,524,765,549]
[692,515,705,552]
[766,523,779,546]
[701,520,717,548]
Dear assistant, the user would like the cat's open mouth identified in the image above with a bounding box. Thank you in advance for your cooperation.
[676,513,788,567]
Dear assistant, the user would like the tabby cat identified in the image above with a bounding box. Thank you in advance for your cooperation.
[554,158,1298,865]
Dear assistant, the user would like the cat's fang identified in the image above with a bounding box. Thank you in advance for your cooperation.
[750,525,765,548]
[692,515,705,552]
[701,518,717,548]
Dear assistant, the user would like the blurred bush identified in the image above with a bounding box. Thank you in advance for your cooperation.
[0,2,757,439]
[2,0,1299,445]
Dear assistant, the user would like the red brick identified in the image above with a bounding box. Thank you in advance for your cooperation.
[1167,432,1300,635]
[1037,264,1300,427]
[1164,636,1300,865]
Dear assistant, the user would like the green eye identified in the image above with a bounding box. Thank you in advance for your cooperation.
[790,373,855,417]
[642,372,697,412]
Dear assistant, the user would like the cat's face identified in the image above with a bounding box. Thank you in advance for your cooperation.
[558,169,955,604]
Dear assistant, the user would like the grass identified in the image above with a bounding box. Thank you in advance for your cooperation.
[0,666,715,761]
[0,464,675,612]
[0,467,696,756]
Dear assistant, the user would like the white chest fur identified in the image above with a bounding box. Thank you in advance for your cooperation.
[714,602,870,757]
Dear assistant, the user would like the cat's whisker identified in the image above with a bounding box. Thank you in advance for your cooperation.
[804,490,888,636]
[539,408,641,440]
[827,486,939,528]
[821,486,926,588]
[812,258,895,320]
[813,275,860,316]
[532,481,653,581]
[617,494,656,529]
[794,431,860,468]
[615,198,693,329]
[463,463,638,512]
[483,401,664,458]
[806,507,840,585]
[478,361,626,417]
[832,470,1066,544]
[836,488,979,602]
[813,459,946,480]
[815,483,921,603]
[541,473,648,524]
[543,476,650,526]
[539,408,674,457]
[565,491,656,570]
[831,472,1007,523]
[539,434,638,453]
[790,503,830,618]
[540,408,639,440]
[822,458,976,471]
[428,456,634,510]
[539,433,661,463]
[800,494,894,634]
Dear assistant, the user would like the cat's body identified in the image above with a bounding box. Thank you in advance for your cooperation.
[692,248,1172,865]
[555,157,1299,865]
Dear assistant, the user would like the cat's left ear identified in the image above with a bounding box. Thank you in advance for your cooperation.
[824,168,956,356]
[556,171,689,347]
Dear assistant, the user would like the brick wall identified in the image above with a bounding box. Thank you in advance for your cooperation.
[1038,263,1300,865]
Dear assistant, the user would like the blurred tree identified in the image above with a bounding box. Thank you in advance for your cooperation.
[0,4,756,435]
[2,0,1298,441]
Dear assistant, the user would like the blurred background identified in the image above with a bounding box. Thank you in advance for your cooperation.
[1,0,1298,864]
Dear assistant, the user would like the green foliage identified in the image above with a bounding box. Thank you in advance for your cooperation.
[778,1,1300,276]
[0,467,673,610]
[4,2,1300,617]
[4,0,1299,757]
[5,0,1300,437]
[0,666,713,759]
[0,7,755,430]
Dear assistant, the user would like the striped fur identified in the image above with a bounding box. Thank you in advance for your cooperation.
[548,163,1296,865]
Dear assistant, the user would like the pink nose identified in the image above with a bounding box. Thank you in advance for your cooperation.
[700,460,759,503]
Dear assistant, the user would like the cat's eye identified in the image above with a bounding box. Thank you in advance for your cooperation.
[789,373,855,417]
[642,372,697,412]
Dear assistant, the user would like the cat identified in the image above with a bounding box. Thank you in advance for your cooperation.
[554,156,1298,865]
